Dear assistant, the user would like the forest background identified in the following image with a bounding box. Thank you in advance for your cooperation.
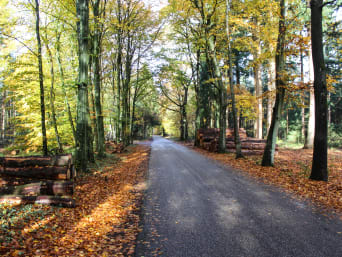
[0,0,341,177]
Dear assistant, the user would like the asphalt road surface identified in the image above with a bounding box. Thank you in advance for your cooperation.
[135,136,342,257]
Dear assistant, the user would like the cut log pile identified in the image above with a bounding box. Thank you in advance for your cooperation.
[197,128,278,152]
[0,154,76,208]
[105,141,125,154]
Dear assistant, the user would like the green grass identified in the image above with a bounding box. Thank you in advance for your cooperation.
[277,140,304,149]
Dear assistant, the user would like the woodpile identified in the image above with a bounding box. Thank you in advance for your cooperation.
[197,128,277,152]
[0,154,76,208]
[105,141,125,154]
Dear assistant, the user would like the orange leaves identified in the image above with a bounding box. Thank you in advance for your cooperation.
[1,144,150,257]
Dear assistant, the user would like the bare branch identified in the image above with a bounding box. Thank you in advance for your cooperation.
[1,33,37,56]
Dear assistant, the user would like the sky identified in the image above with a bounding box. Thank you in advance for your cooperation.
[144,0,168,12]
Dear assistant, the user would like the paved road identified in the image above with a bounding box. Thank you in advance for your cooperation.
[135,136,342,257]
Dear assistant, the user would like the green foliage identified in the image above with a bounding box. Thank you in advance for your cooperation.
[0,204,52,244]
[328,125,342,148]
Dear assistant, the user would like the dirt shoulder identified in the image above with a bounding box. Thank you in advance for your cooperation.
[178,140,342,219]
[0,143,151,257]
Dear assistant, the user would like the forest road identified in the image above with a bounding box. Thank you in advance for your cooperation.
[135,136,342,257]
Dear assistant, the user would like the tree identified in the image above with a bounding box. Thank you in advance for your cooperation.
[91,0,107,157]
[33,0,48,155]
[262,0,286,167]
[309,0,329,181]
[42,29,63,153]
[225,0,243,158]
[190,0,228,152]
[75,0,90,172]
[159,61,191,141]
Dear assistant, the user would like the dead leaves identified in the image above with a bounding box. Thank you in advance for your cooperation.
[0,144,150,257]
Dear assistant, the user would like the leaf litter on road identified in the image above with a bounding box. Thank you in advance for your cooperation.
[0,144,151,256]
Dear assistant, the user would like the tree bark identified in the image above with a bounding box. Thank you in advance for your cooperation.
[0,166,72,180]
[92,0,105,157]
[226,0,243,158]
[1,91,6,140]
[0,154,72,167]
[309,0,328,181]
[56,29,77,145]
[75,0,90,172]
[0,195,75,208]
[1,181,74,196]
[300,44,306,143]
[262,0,286,167]
[267,58,276,132]
[34,0,48,155]
[305,28,315,148]
[43,33,63,153]
[252,19,263,139]
[207,35,226,153]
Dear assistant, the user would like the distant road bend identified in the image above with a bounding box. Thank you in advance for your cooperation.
[135,136,342,257]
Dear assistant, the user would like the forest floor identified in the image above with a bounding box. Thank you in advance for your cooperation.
[177,140,342,218]
[0,143,151,257]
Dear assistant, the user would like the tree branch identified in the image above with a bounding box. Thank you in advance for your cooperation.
[1,33,37,56]
[321,0,335,8]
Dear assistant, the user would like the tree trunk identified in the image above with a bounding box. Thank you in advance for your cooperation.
[254,61,263,139]
[90,89,99,150]
[93,0,105,158]
[34,0,48,155]
[1,91,6,140]
[0,154,72,167]
[262,0,286,167]
[131,46,141,144]
[86,88,95,163]
[267,58,276,132]
[43,34,63,153]
[183,87,189,141]
[122,33,133,146]
[194,51,201,147]
[305,32,315,148]
[226,0,243,158]
[180,106,185,141]
[252,23,263,139]
[0,166,72,180]
[309,0,328,181]
[116,1,123,142]
[75,0,90,173]
[2,181,74,196]
[56,30,77,145]
[205,27,226,152]
[0,195,75,208]
[300,45,306,143]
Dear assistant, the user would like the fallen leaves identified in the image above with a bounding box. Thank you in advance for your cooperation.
[0,144,150,256]
[179,141,342,219]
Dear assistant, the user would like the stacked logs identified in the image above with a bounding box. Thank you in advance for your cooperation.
[105,141,125,154]
[0,154,76,208]
[197,128,276,152]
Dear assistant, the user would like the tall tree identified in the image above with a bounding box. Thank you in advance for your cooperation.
[309,0,328,181]
[91,0,106,157]
[304,45,315,148]
[190,0,227,152]
[42,31,63,153]
[262,0,286,166]
[55,26,77,144]
[34,0,48,155]
[76,0,90,172]
[225,0,243,158]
